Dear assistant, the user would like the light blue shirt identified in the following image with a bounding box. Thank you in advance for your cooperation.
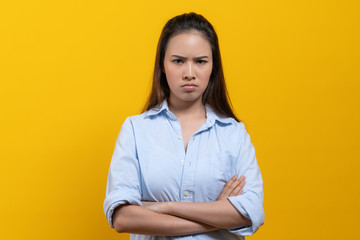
[104,100,264,240]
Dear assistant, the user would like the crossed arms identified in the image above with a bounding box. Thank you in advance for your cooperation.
[113,175,251,236]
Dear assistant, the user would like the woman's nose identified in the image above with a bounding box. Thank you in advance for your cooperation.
[183,62,195,80]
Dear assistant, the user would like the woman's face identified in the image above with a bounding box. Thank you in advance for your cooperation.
[163,31,213,105]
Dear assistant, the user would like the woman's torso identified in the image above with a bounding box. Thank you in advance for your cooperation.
[127,103,245,240]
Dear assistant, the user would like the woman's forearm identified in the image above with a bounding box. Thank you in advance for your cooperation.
[113,204,218,236]
[141,176,250,230]
[145,200,251,229]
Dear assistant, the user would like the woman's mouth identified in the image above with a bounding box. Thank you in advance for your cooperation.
[182,84,197,91]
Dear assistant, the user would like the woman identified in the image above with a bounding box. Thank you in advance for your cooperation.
[104,12,264,239]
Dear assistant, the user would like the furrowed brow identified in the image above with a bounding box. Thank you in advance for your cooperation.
[171,55,187,59]
[193,56,209,60]
[171,55,209,60]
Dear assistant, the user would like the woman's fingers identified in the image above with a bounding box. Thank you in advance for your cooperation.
[230,176,246,196]
[217,175,237,200]
[217,175,246,200]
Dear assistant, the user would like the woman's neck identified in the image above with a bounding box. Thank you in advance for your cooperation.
[168,97,206,119]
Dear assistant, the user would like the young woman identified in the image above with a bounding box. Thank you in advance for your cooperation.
[104,12,264,239]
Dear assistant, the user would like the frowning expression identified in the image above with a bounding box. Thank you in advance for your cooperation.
[163,31,213,105]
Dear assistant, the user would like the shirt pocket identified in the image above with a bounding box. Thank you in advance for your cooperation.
[205,152,234,201]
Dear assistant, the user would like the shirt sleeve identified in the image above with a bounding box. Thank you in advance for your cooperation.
[103,117,142,228]
[227,122,265,236]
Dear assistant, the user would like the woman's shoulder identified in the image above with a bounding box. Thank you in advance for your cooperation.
[121,105,165,128]
[206,105,244,129]
[214,116,246,135]
[121,112,150,126]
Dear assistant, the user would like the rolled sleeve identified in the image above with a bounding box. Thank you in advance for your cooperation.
[228,193,264,235]
[103,118,142,228]
[227,123,264,235]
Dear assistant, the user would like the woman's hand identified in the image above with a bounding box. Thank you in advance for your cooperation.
[217,175,245,200]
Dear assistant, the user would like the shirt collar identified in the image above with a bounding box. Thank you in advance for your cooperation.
[144,100,170,118]
[205,104,235,126]
[144,99,235,125]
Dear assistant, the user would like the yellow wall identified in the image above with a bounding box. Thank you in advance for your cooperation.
[1,1,359,239]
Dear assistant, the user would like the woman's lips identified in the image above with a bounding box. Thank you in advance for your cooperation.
[182,84,197,91]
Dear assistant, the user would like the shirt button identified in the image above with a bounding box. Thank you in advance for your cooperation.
[184,191,189,196]
[180,160,185,164]
[178,136,182,140]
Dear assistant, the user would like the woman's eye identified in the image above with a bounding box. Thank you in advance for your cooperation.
[172,59,183,64]
[197,60,207,64]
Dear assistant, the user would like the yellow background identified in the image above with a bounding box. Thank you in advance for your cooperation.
[1,0,359,239]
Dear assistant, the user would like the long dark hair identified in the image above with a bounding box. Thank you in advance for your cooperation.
[143,12,240,122]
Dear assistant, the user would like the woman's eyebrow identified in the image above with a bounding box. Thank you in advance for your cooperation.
[193,56,209,60]
[171,55,187,59]
[171,55,209,59]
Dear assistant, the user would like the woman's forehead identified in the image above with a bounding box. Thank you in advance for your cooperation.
[165,32,212,57]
